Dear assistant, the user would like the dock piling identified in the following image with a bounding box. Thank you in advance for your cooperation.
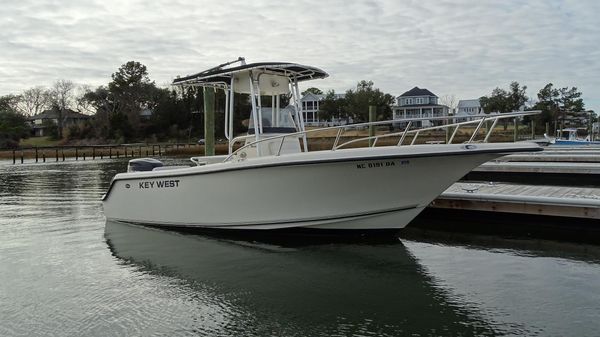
[204,87,215,156]
[368,105,376,147]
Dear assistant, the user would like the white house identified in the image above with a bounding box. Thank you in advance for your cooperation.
[300,92,347,126]
[392,87,449,127]
[455,99,485,121]
[300,92,323,125]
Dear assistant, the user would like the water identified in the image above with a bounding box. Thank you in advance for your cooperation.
[1,159,600,337]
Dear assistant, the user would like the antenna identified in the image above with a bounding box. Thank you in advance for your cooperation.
[199,57,246,75]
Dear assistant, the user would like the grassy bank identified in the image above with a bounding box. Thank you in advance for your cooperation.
[19,137,63,147]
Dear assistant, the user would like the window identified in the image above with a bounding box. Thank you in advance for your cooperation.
[416,98,423,104]
[305,111,315,122]
[407,98,413,105]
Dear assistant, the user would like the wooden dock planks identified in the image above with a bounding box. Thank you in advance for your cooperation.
[433,182,600,220]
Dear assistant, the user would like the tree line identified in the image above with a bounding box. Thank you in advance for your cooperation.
[310,81,590,133]
[304,80,396,123]
[0,61,220,148]
[0,60,592,148]
[478,81,589,132]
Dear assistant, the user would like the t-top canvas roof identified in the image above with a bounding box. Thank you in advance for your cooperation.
[172,62,329,88]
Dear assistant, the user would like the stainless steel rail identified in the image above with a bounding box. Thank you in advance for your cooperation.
[224,111,540,162]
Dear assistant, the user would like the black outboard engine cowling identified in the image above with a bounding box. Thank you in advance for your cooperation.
[127,158,164,172]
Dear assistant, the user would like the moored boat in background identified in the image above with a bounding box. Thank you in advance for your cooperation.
[547,128,600,146]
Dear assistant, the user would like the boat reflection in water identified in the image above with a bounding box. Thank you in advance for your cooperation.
[104,221,507,336]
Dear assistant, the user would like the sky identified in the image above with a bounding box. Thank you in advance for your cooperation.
[1,0,599,111]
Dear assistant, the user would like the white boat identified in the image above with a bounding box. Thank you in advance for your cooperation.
[546,128,600,146]
[102,59,541,233]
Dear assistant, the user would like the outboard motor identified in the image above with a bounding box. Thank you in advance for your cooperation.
[127,158,164,172]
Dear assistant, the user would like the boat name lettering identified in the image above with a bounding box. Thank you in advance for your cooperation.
[357,160,407,169]
[138,180,180,189]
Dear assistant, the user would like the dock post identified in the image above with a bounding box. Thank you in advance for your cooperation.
[62,149,65,161]
[55,149,58,162]
[83,152,86,160]
[43,153,46,163]
[75,148,78,161]
[21,150,24,164]
[116,151,119,158]
[158,145,162,156]
[92,148,95,160]
[13,150,15,164]
[445,122,449,144]
[35,147,38,163]
[204,87,215,156]
[109,147,112,158]
[368,105,376,147]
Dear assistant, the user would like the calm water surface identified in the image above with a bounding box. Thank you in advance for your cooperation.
[1,159,599,336]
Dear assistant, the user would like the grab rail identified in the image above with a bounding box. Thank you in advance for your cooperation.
[224,111,540,162]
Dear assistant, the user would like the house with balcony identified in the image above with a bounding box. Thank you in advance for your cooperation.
[28,108,91,137]
[300,92,348,126]
[392,87,449,127]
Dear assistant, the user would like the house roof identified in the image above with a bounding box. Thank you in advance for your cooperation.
[301,93,324,101]
[29,109,91,121]
[399,87,436,97]
[457,99,481,108]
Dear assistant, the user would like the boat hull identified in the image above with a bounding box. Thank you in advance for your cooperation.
[552,139,600,146]
[102,143,540,231]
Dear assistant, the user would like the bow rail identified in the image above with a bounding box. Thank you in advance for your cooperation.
[224,111,541,162]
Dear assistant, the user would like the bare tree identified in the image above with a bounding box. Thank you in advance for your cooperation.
[17,86,50,116]
[75,84,96,115]
[50,79,75,139]
[440,94,457,114]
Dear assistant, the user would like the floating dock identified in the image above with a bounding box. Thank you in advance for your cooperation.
[411,148,600,243]
[464,148,600,186]
[433,182,600,220]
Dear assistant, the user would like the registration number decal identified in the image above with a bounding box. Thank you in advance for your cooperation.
[356,160,408,169]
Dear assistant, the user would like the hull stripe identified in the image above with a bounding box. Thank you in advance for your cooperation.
[108,204,420,229]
